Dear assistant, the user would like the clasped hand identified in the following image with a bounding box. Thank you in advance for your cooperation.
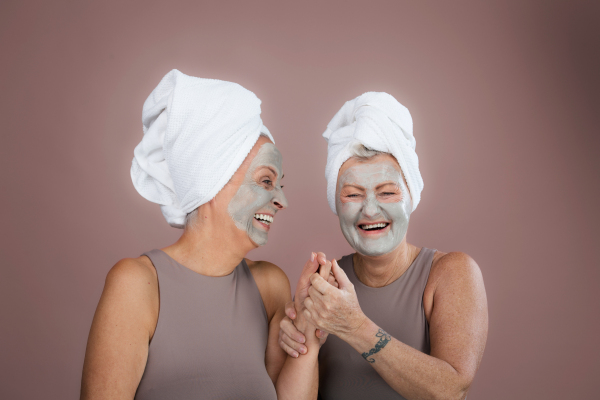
[278,253,367,357]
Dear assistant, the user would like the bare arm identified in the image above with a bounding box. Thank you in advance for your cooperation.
[248,259,292,383]
[80,258,159,400]
[304,253,488,400]
[272,254,327,400]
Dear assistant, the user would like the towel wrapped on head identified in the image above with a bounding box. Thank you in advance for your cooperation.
[323,92,423,214]
[131,69,273,228]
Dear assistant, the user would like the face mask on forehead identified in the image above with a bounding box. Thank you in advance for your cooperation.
[335,159,412,257]
[227,143,287,246]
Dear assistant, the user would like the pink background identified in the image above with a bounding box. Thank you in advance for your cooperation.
[1,1,599,398]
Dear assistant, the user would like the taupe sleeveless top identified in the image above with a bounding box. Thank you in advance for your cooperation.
[318,248,436,400]
[135,249,277,400]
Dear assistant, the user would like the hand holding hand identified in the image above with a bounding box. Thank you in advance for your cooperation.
[303,259,367,341]
[278,252,338,357]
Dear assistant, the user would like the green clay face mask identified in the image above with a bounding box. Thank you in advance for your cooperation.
[228,143,287,246]
[335,160,412,257]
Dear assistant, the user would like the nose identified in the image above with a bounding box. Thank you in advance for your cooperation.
[362,194,379,218]
[272,187,288,210]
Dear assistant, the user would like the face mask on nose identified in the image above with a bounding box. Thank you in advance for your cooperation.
[336,161,412,256]
[227,143,287,246]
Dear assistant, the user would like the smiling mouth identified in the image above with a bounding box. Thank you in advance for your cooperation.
[358,222,389,231]
[254,213,273,226]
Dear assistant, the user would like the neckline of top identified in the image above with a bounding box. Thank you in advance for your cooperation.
[156,249,243,279]
[350,247,427,290]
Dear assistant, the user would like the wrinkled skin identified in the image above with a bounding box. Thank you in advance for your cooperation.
[228,143,288,246]
[336,159,412,256]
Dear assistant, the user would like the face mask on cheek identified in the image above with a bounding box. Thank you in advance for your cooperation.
[227,143,286,246]
[336,162,412,257]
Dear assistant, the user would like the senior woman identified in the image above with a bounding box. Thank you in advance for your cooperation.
[279,92,489,400]
[81,70,323,400]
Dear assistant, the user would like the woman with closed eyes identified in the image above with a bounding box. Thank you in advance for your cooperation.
[279,92,489,400]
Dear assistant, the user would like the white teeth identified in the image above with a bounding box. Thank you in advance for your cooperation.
[361,223,388,230]
[254,213,273,225]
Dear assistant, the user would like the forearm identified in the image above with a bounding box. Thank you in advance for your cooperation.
[275,318,320,400]
[343,318,469,400]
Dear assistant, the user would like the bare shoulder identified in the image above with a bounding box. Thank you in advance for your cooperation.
[106,256,158,290]
[429,251,483,290]
[424,251,486,321]
[101,256,159,317]
[246,259,290,288]
[87,255,161,350]
[245,259,291,320]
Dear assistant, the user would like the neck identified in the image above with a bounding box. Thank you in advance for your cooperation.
[353,239,419,288]
[162,212,254,277]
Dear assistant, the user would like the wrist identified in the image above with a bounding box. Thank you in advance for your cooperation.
[340,316,376,350]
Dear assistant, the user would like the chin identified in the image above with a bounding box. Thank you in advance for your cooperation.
[356,247,389,257]
[354,238,398,257]
[248,233,268,247]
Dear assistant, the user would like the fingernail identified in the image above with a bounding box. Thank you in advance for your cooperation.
[299,337,305,343]
[293,352,299,358]
[311,252,316,262]
[300,346,307,354]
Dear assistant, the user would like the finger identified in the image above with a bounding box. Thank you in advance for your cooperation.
[308,285,324,302]
[296,253,320,301]
[299,253,319,287]
[309,273,333,295]
[281,332,308,355]
[279,337,300,358]
[331,259,352,290]
[327,274,339,288]
[280,316,306,344]
[319,259,333,281]
[284,301,296,320]
[316,252,327,266]
[303,308,316,325]
[304,296,315,311]
[317,330,329,346]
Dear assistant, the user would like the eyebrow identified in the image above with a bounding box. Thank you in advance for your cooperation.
[342,184,365,190]
[256,166,278,177]
[375,182,399,190]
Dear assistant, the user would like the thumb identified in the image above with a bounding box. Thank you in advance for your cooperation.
[284,301,296,320]
[331,259,352,290]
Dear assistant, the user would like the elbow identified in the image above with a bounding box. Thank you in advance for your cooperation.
[429,388,468,400]
[429,376,472,400]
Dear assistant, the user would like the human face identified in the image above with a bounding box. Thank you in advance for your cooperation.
[336,155,412,257]
[228,142,288,246]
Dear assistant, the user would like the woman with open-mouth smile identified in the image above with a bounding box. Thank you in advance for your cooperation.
[81,70,325,400]
[279,92,489,400]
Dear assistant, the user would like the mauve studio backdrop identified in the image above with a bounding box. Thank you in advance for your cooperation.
[1,1,599,399]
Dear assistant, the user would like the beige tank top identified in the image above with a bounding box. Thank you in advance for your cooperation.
[134,249,277,400]
[318,248,435,400]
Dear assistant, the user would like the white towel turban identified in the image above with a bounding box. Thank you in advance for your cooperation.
[131,69,273,228]
[323,92,423,214]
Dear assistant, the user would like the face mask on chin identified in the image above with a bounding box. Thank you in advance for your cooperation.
[336,159,412,257]
[227,143,287,247]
